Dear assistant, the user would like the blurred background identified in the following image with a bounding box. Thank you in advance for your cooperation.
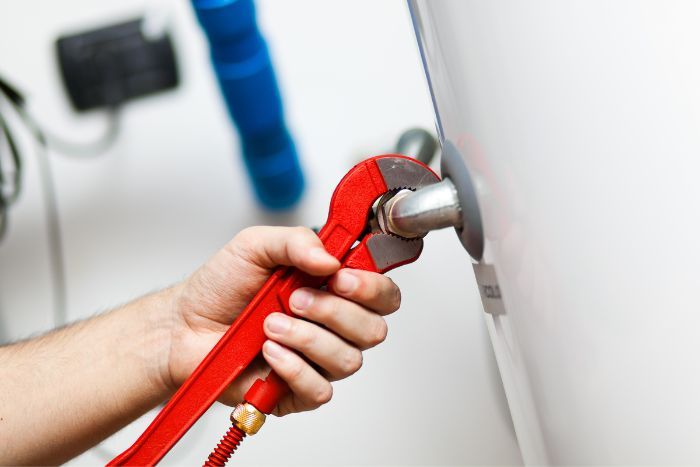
[0,0,521,464]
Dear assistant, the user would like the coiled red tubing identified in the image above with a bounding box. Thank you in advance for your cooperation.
[203,424,246,467]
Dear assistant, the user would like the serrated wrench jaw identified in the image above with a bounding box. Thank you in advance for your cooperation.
[374,156,440,192]
[365,234,424,273]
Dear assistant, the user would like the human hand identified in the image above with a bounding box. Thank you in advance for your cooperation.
[164,226,401,415]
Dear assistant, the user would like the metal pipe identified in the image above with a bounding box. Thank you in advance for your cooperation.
[395,128,438,166]
[380,178,462,238]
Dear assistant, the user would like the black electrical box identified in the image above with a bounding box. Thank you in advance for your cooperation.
[56,18,179,112]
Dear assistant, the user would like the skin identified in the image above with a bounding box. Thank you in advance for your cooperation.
[0,226,401,465]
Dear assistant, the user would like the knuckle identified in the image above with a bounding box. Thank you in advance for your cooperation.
[233,226,261,246]
[287,359,305,382]
[340,348,363,375]
[291,226,313,243]
[297,325,317,351]
[313,383,334,405]
[288,227,317,261]
[229,227,268,260]
[318,295,341,323]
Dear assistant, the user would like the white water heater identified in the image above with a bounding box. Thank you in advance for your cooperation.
[408,1,700,464]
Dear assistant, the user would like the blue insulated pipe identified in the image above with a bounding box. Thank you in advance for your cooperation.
[192,0,304,209]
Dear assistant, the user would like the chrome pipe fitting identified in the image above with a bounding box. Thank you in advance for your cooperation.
[377,178,462,238]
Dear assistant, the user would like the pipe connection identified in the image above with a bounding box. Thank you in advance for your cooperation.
[376,178,462,239]
[231,402,266,435]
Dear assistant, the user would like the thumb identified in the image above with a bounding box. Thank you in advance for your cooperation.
[229,226,340,276]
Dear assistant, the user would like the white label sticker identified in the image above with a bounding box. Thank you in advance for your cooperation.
[473,263,506,315]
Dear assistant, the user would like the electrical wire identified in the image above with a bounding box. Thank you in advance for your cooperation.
[38,108,120,158]
[0,114,22,204]
[29,119,68,327]
[0,83,23,239]
[0,113,21,238]
[0,74,121,328]
[0,94,68,327]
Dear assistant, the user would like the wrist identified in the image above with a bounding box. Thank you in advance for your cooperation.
[137,284,183,398]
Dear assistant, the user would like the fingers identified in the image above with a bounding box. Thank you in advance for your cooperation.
[232,226,340,276]
[264,313,363,380]
[261,340,333,411]
[289,288,389,350]
[329,269,401,316]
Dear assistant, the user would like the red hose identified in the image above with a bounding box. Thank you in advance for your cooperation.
[203,371,289,465]
[203,424,246,467]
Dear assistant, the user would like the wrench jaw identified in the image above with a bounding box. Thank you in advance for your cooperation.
[346,154,439,273]
[369,155,441,241]
[342,233,423,274]
[365,234,423,273]
[343,155,438,273]
[375,156,440,192]
[319,155,438,263]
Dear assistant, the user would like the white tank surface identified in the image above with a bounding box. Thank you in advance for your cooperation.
[410,1,700,464]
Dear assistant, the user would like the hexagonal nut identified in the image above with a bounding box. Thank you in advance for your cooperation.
[230,403,266,435]
[376,189,413,237]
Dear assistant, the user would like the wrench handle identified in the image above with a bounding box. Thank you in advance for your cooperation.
[109,222,359,466]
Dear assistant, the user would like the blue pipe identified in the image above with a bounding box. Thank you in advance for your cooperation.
[192,0,304,209]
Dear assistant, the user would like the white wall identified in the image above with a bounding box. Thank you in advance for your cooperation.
[0,1,521,465]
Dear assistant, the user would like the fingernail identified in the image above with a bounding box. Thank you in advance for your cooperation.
[266,313,291,334]
[290,289,313,311]
[263,340,285,360]
[309,247,336,264]
[335,270,359,294]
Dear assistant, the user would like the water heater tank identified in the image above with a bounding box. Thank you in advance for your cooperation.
[409,1,700,464]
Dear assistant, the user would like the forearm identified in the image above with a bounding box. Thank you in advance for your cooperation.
[0,288,176,465]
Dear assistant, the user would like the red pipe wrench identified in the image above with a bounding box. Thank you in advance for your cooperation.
[110,155,440,465]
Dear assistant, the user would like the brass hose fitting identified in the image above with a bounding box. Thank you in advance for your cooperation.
[230,402,266,435]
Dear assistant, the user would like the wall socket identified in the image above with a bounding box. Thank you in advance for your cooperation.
[56,18,179,112]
